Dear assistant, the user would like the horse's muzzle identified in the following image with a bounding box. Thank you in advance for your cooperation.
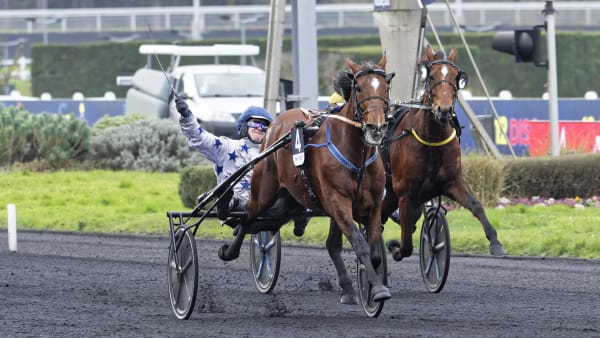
[363,123,387,146]
[433,105,454,123]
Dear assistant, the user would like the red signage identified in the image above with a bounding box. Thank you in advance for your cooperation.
[527,121,600,156]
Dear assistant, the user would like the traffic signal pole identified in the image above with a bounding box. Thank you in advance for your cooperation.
[544,1,560,156]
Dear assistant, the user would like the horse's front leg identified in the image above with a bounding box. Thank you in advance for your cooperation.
[365,214,384,270]
[388,197,421,261]
[326,220,357,305]
[330,208,391,302]
[446,182,507,256]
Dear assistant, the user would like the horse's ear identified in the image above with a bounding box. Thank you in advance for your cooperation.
[425,45,435,61]
[448,48,458,63]
[346,57,360,74]
[377,52,387,70]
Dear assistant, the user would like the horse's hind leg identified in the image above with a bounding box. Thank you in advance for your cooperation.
[326,220,357,305]
[447,183,507,255]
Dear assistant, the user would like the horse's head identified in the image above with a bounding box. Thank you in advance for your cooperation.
[344,54,395,146]
[420,46,468,124]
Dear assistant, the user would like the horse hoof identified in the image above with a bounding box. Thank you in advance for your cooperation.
[371,285,392,302]
[387,240,400,253]
[218,244,239,261]
[392,251,404,262]
[490,243,507,256]
[340,293,358,305]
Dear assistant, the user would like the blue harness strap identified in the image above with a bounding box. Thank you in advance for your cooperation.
[305,118,378,173]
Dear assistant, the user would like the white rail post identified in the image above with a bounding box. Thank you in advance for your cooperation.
[7,204,17,252]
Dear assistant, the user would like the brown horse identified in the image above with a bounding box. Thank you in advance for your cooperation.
[218,54,395,304]
[381,45,506,261]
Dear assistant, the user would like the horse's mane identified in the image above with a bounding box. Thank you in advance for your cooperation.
[333,71,352,101]
[332,61,381,102]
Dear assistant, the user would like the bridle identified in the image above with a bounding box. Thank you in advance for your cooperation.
[348,68,395,124]
[421,59,468,108]
[385,59,468,148]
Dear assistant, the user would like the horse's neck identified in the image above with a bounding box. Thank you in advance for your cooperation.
[332,103,375,157]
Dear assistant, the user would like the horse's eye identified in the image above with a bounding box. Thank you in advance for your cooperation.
[355,86,362,93]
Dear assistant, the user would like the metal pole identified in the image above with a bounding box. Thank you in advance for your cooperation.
[291,0,318,109]
[240,25,246,65]
[191,0,203,40]
[543,1,559,156]
[440,0,511,158]
[263,0,285,113]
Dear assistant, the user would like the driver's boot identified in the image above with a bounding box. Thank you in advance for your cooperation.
[216,189,234,221]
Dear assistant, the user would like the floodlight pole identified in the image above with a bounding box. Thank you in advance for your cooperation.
[543,1,560,156]
[191,0,204,40]
[264,0,285,113]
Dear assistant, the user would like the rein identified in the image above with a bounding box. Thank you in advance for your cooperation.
[301,108,363,129]
[327,113,363,128]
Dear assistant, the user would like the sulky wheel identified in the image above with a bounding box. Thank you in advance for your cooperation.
[250,230,281,294]
[167,227,199,320]
[356,230,388,318]
[419,206,451,293]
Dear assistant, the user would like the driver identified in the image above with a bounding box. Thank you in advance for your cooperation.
[175,96,310,236]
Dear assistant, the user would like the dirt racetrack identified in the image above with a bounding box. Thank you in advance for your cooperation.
[1,230,599,337]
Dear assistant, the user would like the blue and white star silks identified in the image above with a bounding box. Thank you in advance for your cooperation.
[228,150,238,162]
[179,114,261,206]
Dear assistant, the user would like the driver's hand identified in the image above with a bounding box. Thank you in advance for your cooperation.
[175,95,191,118]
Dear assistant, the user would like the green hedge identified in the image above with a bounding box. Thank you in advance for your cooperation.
[30,32,600,98]
[177,153,600,209]
[502,154,600,199]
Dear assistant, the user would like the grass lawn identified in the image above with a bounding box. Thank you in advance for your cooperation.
[1,170,599,259]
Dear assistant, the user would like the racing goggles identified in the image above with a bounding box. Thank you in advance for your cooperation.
[247,120,269,131]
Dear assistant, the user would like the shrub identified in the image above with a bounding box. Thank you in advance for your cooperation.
[31,112,90,168]
[0,107,90,169]
[0,107,35,165]
[178,165,216,208]
[461,154,505,207]
[89,118,207,172]
[92,113,147,132]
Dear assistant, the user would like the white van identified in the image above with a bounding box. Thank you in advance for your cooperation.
[121,44,268,138]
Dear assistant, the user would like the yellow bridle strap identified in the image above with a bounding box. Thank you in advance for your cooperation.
[411,128,456,147]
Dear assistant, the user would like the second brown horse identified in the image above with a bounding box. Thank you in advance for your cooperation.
[381,46,506,261]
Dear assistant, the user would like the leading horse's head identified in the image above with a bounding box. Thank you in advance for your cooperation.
[342,54,395,146]
[420,46,468,124]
